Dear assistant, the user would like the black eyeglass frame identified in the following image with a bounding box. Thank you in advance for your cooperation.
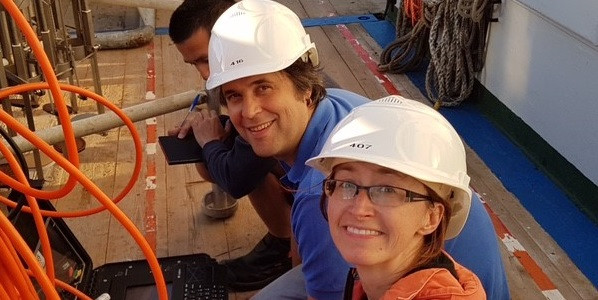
[322,178,432,207]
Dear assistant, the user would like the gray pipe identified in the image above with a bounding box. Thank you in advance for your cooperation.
[94,7,155,50]
[95,24,154,50]
[3,90,203,155]
[90,0,182,11]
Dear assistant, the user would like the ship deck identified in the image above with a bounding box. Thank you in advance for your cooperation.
[2,0,597,299]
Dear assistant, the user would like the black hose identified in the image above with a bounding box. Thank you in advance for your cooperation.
[0,126,35,221]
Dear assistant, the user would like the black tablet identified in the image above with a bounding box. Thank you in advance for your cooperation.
[158,135,203,165]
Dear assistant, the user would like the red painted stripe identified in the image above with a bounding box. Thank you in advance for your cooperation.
[146,149,156,177]
[147,125,157,144]
[146,42,156,94]
[337,24,561,294]
[479,191,558,291]
[514,250,557,291]
[144,41,157,252]
[336,24,400,95]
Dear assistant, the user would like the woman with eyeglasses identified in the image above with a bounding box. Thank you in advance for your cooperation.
[307,96,486,299]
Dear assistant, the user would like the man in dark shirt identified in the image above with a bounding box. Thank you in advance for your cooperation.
[168,0,293,291]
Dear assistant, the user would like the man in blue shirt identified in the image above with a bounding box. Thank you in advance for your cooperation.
[168,0,343,292]
[203,0,510,299]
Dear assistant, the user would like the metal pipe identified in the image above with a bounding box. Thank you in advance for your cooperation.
[4,90,202,155]
[95,25,155,50]
[89,0,182,11]
[77,0,106,114]
[93,7,155,50]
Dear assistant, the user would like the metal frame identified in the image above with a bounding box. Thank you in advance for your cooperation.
[0,0,104,179]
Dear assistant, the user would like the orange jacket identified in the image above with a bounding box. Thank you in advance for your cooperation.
[350,252,486,300]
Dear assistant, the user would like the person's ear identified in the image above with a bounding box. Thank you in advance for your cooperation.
[418,203,444,235]
[304,89,313,106]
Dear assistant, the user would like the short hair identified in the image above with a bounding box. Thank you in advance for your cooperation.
[283,59,327,108]
[217,58,327,106]
[169,0,236,44]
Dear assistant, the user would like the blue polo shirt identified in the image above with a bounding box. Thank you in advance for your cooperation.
[281,89,370,299]
[283,89,509,299]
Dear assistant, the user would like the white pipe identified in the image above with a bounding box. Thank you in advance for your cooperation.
[4,90,204,155]
[90,0,183,11]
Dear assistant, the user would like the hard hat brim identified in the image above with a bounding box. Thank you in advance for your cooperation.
[307,154,472,240]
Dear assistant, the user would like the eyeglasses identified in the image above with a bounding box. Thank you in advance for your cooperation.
[323,179,432,207]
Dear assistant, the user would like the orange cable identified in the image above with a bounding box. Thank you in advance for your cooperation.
[23,270,93,300]
[52,277,93,300]
[0,136,56,291]
[3,0,80,167]
[0,284,11,300]
[0,0,167,298]
[404,0,423,26]
[0,213,58,299]
[0,282,13,300]
[0,241,25,299]
[0,206,39,299]
[0,83,142,217]
[2,0,79,199]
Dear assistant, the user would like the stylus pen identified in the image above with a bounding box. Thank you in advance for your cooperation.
[179,93,203,128]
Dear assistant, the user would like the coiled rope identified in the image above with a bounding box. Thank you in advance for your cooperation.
[379,0,493,108]
[379,0,430,74]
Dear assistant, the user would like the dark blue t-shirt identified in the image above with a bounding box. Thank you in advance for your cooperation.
[201,124,276,199]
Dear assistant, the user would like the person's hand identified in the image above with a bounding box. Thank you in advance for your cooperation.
[166,126,181,137]
[167,111,196,138]
[190,109,231,147]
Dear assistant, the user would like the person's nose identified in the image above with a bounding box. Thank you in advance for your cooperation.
[198,65,210,81]
[241,94,261,119]
[349,189,375,216]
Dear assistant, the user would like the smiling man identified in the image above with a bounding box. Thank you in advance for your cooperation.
[204,0,510,299]
[221,72,315,163]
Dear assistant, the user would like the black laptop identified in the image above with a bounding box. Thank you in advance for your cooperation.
[8,196,228,300]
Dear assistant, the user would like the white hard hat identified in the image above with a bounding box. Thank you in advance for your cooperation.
[306,95,472,239]
[206,0,319,90]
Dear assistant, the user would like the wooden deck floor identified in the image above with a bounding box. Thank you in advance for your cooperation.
[4,0,597,299]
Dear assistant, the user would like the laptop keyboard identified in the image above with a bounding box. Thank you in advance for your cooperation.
[183,264,228,300]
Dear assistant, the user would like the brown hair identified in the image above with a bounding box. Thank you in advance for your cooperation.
[218,58,327,106]
[409,185,451,271]
[282,59,327,107]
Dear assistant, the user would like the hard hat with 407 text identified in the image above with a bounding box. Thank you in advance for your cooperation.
[306,96,472,239]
